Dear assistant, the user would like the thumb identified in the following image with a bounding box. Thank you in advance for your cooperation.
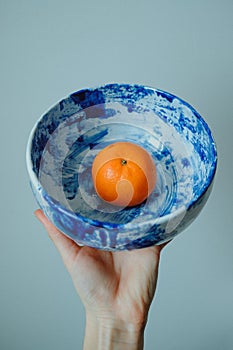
[34,209,81,270]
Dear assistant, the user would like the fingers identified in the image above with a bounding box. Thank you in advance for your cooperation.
[34,209,81,270]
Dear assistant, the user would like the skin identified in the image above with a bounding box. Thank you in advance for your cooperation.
[35,209,168,350]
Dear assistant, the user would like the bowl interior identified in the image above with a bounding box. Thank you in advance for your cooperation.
[29,84,217,229]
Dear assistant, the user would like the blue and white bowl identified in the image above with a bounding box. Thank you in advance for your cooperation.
[26,83,217,250]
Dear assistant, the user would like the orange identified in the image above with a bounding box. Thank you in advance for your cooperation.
[92,142,156,207]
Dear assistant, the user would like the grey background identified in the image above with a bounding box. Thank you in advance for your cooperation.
[1,0,233,349]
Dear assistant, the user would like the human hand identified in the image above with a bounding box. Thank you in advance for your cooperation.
[35,209,168,350]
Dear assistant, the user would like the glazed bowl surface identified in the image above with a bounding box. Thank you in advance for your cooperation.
[26,83,217,250]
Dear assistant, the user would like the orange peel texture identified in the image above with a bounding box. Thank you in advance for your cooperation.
[92,142,157,207]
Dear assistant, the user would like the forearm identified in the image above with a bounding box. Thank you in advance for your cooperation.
[83,313,145,350]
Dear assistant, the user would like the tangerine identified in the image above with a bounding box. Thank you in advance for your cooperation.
[92,142,156,207]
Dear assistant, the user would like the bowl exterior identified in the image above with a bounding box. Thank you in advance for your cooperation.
[31,176,214,251]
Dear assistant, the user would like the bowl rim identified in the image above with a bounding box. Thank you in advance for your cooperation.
[26,83,218,230]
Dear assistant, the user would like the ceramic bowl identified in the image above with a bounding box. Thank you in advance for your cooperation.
[26,83,217,250]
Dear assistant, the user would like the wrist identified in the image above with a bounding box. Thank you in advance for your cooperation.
[83,312,145,350]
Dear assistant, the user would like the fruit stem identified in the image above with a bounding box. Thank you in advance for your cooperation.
[121,159,127,165]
